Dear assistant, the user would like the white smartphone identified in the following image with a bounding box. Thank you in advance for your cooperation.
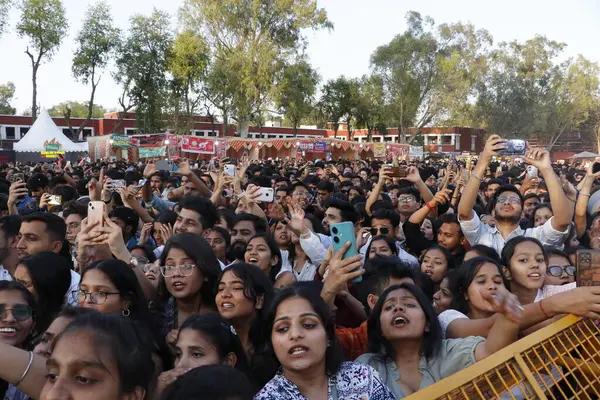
[224,164,235,177]
[527,165,538,178]
[256,187,274,203]
[88,201,105,233]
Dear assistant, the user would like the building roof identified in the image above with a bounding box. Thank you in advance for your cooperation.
[13,109,84,152]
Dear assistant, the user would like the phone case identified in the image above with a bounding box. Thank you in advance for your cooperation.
[576,249,600,287]
[224,164,235,177]
[498,139,527,156]
[88,201,105,232]
[330,222,362,283]
[256,188,274,203]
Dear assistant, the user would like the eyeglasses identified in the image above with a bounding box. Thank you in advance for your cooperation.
[496,196,521,205]
[72,290,120,305]
[0,304,33,321]
[142,264,159,274]
[398,196,416,203]
[160,264,196,278]
[370,227,390,235]
[547,265,576,277]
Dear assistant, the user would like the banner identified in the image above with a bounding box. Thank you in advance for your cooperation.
[111,134,131,149]
[181,136,215,154]
[216,141,227,158]
[410,145,424,158]
[167,134,180,159]
[41,139,65,158]
[373,143,386,158]
[138,135,165,147]
[139,147,166,158]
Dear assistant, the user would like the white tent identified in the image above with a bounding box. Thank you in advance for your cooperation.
[13,108,83,153]
[569,151,600,159]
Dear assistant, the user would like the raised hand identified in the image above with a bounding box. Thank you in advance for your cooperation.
[481,287,523,324]
[143,160,157,179]
[173,158,192,177]
[322,243,364,299]
[8,180,28,206]
[285,201,307,235]
[403,166,422,183]
[524,147,551,171]
[430,188,453,207]
[481,135,507,163]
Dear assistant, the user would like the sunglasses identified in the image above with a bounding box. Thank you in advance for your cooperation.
[370,227,390,235]
[0,304,33,321]
[546,265,576,277]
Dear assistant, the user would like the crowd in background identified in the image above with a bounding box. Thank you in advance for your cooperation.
[0,134,599,399]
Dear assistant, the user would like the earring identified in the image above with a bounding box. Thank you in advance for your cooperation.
[122,308,130,317]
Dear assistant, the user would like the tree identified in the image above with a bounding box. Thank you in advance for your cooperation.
[0,0,12,37]
[166,30,209,133]
[371,12,492,142]
[181,0,332,137]
[542,55,600,150]
[317,76,357,138]
[68,1,119,140]
[355,74,386,140]
[48,101,107,118]
[17,0,68,121]
[0,82,16,115]
[274,60,320,135]
[114,9,173,133]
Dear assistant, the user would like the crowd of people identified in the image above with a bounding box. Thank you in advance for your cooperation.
[0,134,599,399]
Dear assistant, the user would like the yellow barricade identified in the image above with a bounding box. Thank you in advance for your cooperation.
[405,315,600,399]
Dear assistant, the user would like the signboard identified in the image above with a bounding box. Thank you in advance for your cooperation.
[139,147,166,158]
[41,140,64,158]
[373,143,386,158]
[297,141,330,153]
[167,134,180,159]
[410,145,424,158]
[181,136,215,154]
[216,140,227,158]
[111,134,131,149]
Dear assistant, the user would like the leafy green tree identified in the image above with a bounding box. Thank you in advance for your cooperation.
[166,30,209,133]
[0,0,12,37]
[355,74,386,140]
[48,101,107,119]
[371,12,492,142]
[17,0,68,121]
[68,1,120,140]
[181,0,331,137]
[0,82,16,115]
[275,60,320,135]
[114,9,173,133]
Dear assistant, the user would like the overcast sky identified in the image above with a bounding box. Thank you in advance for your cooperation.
[0,0,598,114]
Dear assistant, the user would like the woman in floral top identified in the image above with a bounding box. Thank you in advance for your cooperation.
[254,285,394,400]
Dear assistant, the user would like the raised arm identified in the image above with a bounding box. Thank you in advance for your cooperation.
[459,135,505,221]
[403,166,433,203]
[575,164,599,238]
[0,344,46,399]
[173,159,211,198]
[320,244,364,308]
[366,166,391,216]
[409,189,452,226]
[525,148,573,231]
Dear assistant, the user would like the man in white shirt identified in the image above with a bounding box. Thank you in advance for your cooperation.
[0,215,22,281]
[458,135,573,256]
[17,213,80,305]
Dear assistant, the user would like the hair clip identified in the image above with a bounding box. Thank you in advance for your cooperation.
[230,325,237,336]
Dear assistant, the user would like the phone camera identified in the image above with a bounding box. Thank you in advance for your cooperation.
[333,236,340,243]
[332,227,338,234]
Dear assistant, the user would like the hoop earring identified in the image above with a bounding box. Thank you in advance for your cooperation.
[122,308,130,317]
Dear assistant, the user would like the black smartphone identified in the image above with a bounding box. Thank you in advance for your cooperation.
[499,139,527,156]
[593,162,600,174]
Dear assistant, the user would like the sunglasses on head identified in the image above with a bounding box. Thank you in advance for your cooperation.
[0,304,33,321]
[370,227,390,235]
[547,265,576,277]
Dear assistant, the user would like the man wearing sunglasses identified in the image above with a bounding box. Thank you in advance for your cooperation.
[359,209,419,268]
[458,135,574,256]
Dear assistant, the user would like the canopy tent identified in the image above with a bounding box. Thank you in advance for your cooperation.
[569,151,600,159]
[13,109,83,153]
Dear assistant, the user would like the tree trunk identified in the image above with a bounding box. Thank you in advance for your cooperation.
[31,64,38,122]
[238,119,250,138]
[293,122,298,137]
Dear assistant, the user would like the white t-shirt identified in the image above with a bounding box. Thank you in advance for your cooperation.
[438,309,469,338]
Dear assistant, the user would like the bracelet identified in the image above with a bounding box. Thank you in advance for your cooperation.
[426,201,436,211]
[15,351,33,387]
[539,299,550,319]
[580,192,591,197]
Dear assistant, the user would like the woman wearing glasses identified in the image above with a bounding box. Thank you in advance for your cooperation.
[156,233,221,339]
[0,280,36,400]
[74,259,149,320]
[544,247,575,286]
